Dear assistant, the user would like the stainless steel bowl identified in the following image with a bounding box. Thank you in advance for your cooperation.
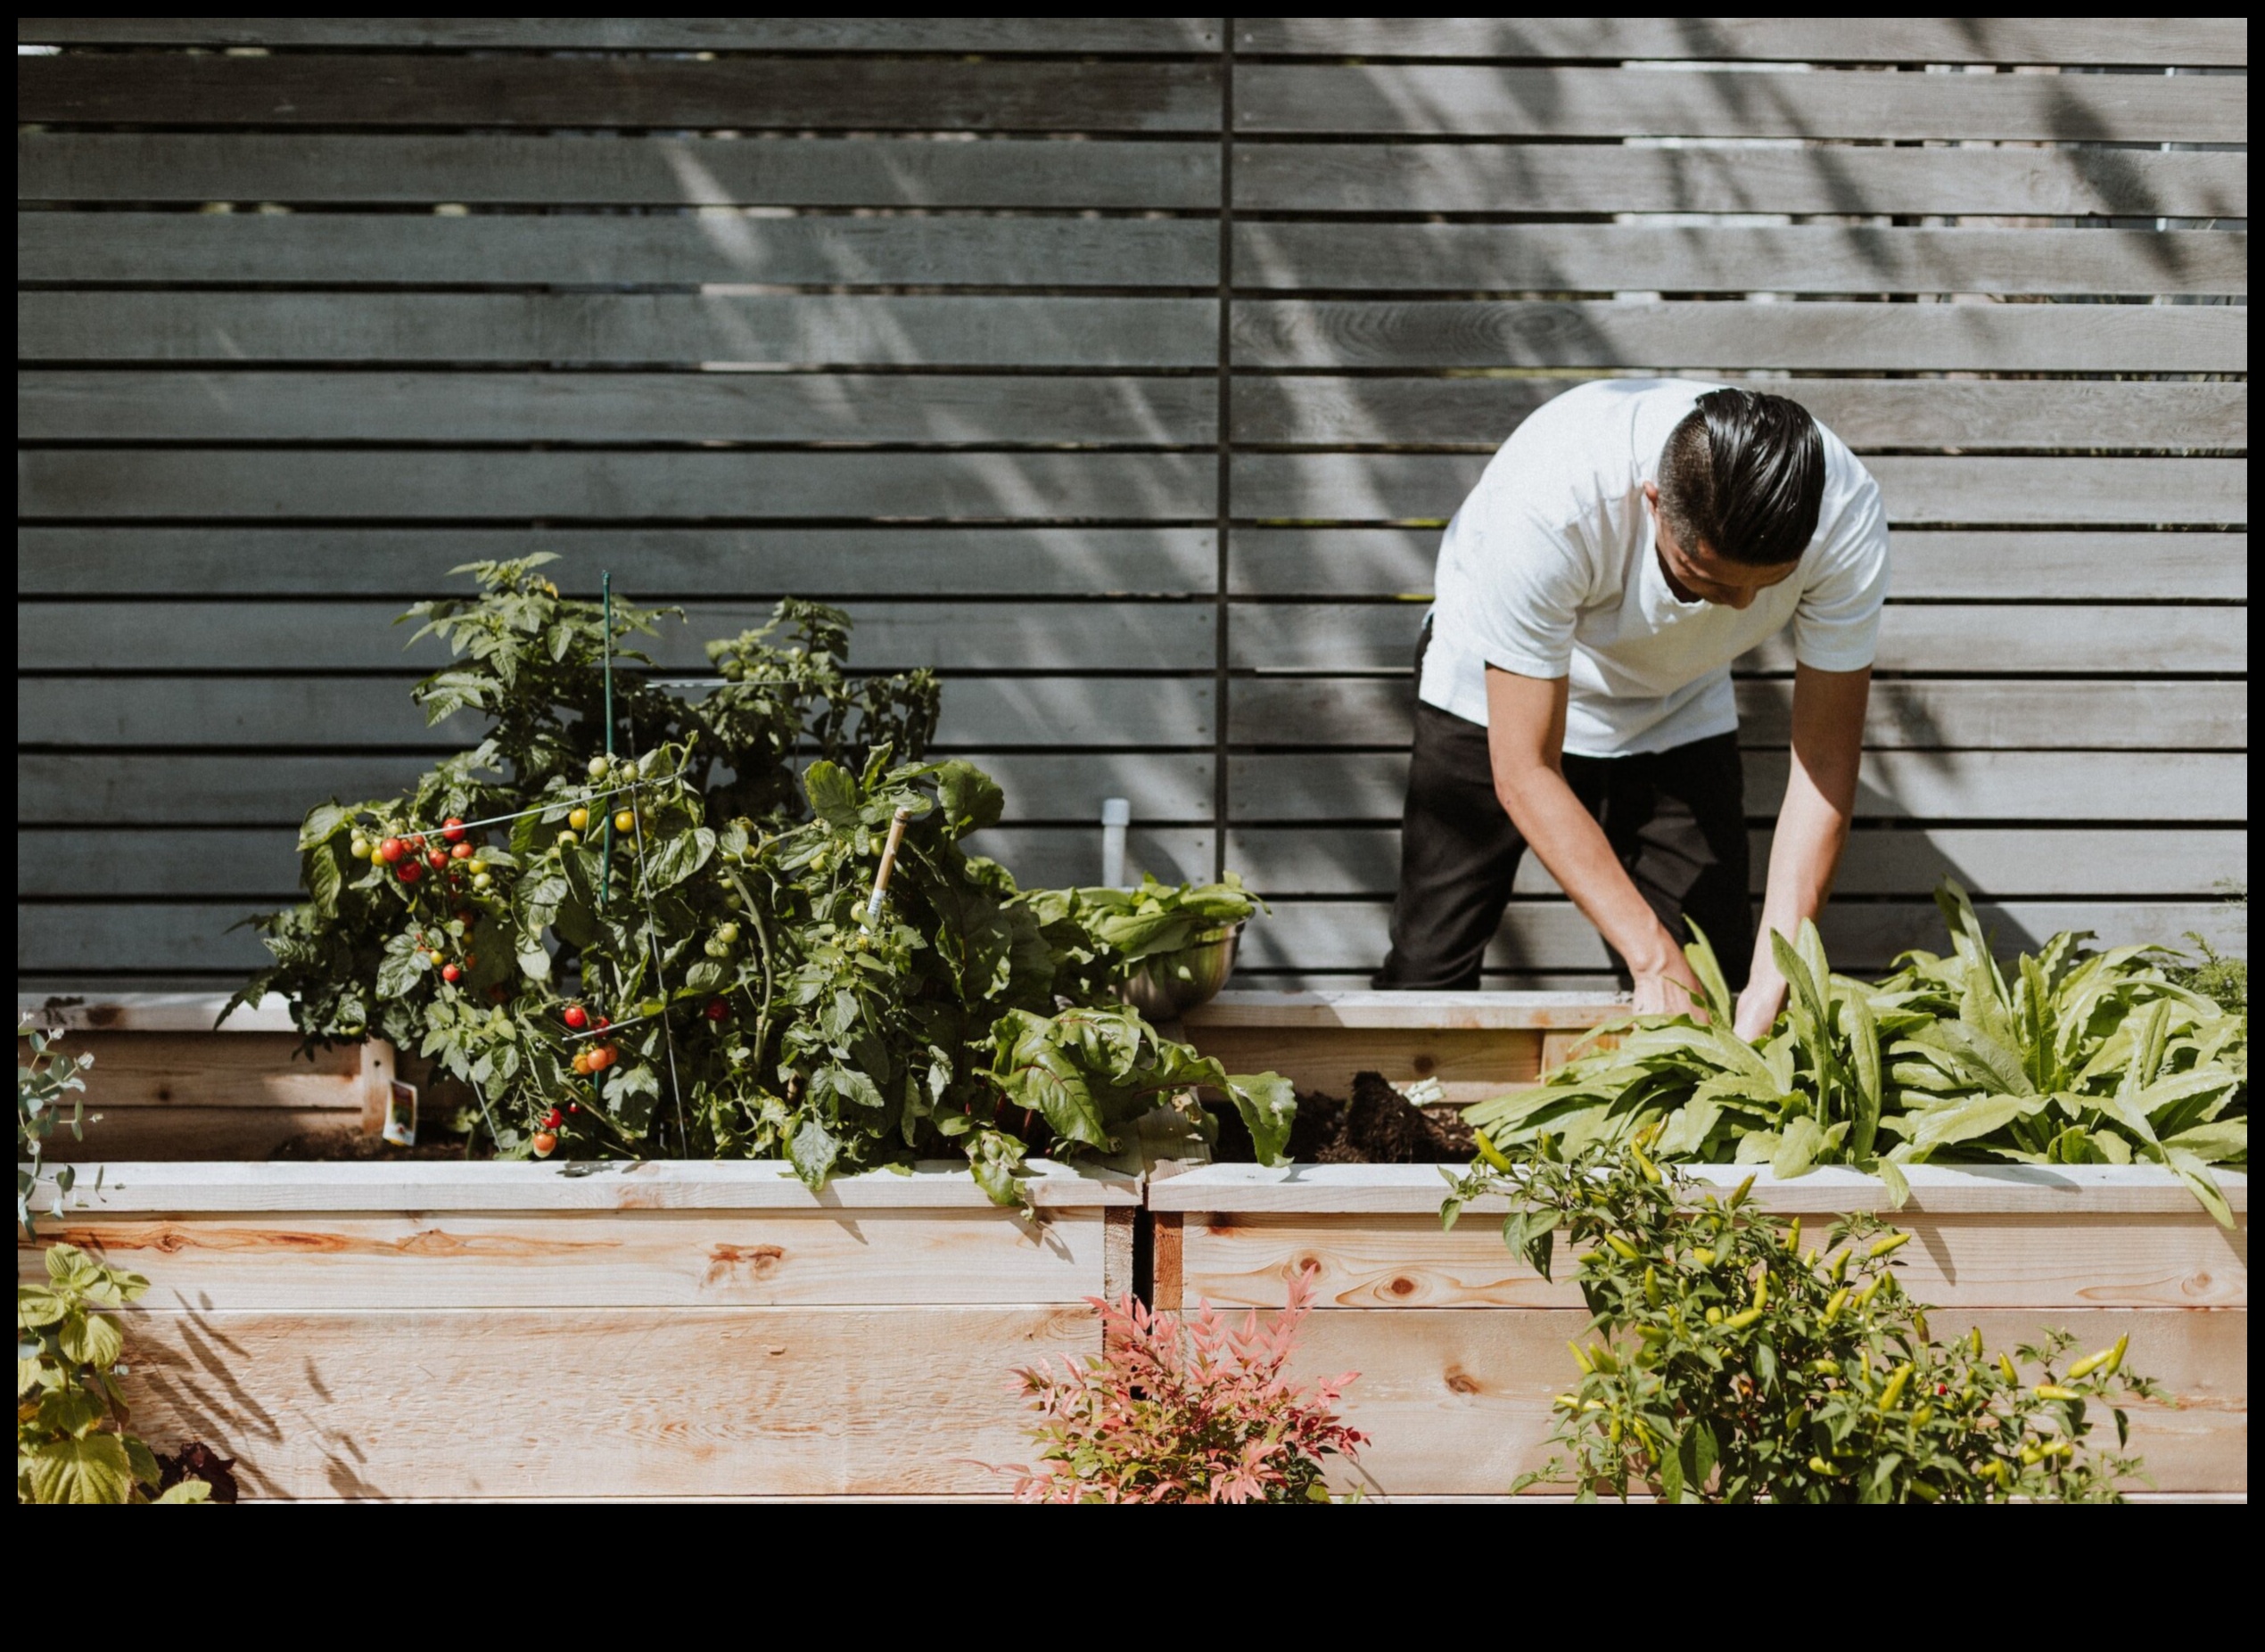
[1121,923,1242,1021]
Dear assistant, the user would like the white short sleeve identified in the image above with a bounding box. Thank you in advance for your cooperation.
[1452,502,1588,682]
[1791,472,1890,673]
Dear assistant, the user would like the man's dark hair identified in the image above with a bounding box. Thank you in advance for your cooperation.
[1656,387,1825,566]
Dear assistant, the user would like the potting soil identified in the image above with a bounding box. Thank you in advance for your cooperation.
[1214,1070,1473,1164]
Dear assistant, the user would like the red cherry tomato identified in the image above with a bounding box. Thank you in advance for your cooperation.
[704,998,729,1022]
[563,1005,589,1030]
[377,837,406,865]
[588,1046,616,1073]
[543,1108,564,1130]
[408,834,427,852]
[595,1015,611,1031]
[568,1103,580,1114]
[531,1130,558,1159]
[397,860,424,884]
[441,963,462,983]
[451,842,474,860]
[426,848,449,870]
[442,817,468,843]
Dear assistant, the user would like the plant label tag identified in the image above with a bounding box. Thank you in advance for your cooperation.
[383,1080,418,1147]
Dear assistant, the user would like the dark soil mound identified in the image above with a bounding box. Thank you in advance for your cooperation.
[1215,1071,1473,1164]
[268,1125,473,1161]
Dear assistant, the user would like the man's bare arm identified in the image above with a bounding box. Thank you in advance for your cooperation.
[1736,662,1870,1039]
[1485,666,1702,1015]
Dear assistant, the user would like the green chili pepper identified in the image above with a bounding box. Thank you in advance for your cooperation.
[1606,1234,1640,1262]
[2065,1347,2110,1380]
[1474,1128,1512,1172]
[1705,1306,1724,1325]
[1730,1173,1756,1206]
[1812,1358,1840,1376]
[1879,1362,1914,1411]
[1751,1271,1769,1311]
[1630,1145,1663,1185]
[2103,1333,2129,1377]
[2033,1384,2080,1401]
[1643,1265,1661,1308]
[1822,1287,1849,1323]
[1785,1216,1800,1254]
[1588,1344,1619,1376]
[1567,1341,1593,1374]
[1868,1231,1911,1259]
[1909,1480,1940,1503]
[1997,1353,2019,1384]
[1726,1307,1763,1330]
[1911,1404,1934,1429]
[1808,1455,1833,1475]
[1830,1248,1850,1283]
[1967,1327,1984,1359]
[1692,1247,1714,1268]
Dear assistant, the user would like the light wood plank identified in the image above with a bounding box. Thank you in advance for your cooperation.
[14,599,1216,672]
[1228,749,2251,825]
[18,19,1223,52]
[1233,63,2247,143]
[13,826,1220,901]
[1155,1162,2248,1217]
[1231,453,2246,525]
[19,448,1217,522]
[38,1106,375,1163]
[1228,528,2248,601]
[20,211,1217,288]
[28,1209,1113,1308]
[1226,604,2248,674]
[1219,826,2251,900]
[1180,1211,2246,1311]
[16,132,1223,210]
[85,1304,1095,1500]
[11,1031,367,1112]
[1235,223,2248,298]
[1236,141,2248,218]
[1187,1026,1544,1104]
[1289,1306,2244,1499]
[1231,300,2244,372]
[20,674,1218,752]
[18,53,1223,133]
[1185,990,1621,1031]
[1231,377,2249,453]
[1222,897,2246,972]
[1232,19,2250,66]
[17,526,1222,598]
[1227,678,2250,752]
[32,1158,1136,1213]
[18,370,1219,446]
[17,990,298,1033]
[15,751,1218,828]
[18,292,1219,367]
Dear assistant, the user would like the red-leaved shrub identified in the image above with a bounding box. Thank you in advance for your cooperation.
[1003,1267,1364,1503]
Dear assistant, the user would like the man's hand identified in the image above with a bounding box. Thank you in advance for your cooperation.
[1734,960,1788,1040]
[1634,950,1708,1019]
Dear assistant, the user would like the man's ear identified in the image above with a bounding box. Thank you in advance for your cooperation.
[1642,481,1660,512]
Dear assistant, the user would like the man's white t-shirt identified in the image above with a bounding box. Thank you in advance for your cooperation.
[1419,379,1890,757]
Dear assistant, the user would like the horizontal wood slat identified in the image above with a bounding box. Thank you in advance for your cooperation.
[18,19,1223,53]
[18,53,1223,133]
[20,292,1221,367]
[19,371,1220,446]
[17,526,1223,597]
[1234,224,2248,298]
[1293,1305,2243,1498]
[1230,898,2246,973]
[1227,749,2251,823]
[1232,19,2250,66]
[1227,528,2250,601]
[1231,300,2246,373]
[16,133,1224,210]
[1222,825,2250,900]
[1226,678,2251,752]
[1231,454,2246,525]
[1226,604,2249,676]
[1235,142,2249,218]
[19,211,1218,289]
[16,752,1218,827]
[15,826,1219,901]
[21,674,1218,751]
[16,599,1216,672]
[1232,63,2248,143]
[19,449,1220,522]
[1231,377,2249,453]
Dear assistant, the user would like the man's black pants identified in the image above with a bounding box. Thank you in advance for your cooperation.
[1374,641,1753,992]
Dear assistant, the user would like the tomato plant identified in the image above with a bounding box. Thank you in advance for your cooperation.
[230,557,1291,1202]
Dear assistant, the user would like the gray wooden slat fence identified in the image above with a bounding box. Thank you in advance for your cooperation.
[16,18,2247,990]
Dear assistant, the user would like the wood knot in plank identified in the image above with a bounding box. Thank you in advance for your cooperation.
[1444,1366,1483,1396]
[702,1243,787,1286]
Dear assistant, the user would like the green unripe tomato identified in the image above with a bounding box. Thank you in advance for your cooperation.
[715,922,740,945]
[557,828,580,846]
[588,755,610,780]
[473,872,494,892]
[704,938,731,960]
[349,835,373,859]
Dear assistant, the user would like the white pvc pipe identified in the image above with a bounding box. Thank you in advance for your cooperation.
[1100,796,1130,889]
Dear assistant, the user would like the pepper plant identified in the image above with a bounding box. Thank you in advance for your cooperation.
[1443,1134,2162,1504]
[231,558,1293,1201]
[1466,882,2244,1223]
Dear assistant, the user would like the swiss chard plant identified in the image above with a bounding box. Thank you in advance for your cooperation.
[1465,882,2245,1222]
[231,558,1292,1202]
[1444,1135,2161,1504]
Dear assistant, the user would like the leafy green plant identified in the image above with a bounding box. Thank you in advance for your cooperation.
[1002,1268,1364,1503]
[1027,874,1267,1001]
[1443,1137,2161,1503]
[1465,882,2244,1222]
[18,1245,210,1504]
[17,1024,93,1236]
[231,559,1292,1200]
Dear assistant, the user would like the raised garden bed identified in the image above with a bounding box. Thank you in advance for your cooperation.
[1148,1163,2248,1501]
[24,1158,1134,1501]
